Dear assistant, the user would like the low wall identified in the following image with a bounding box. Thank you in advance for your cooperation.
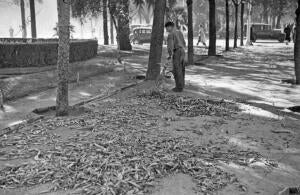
[0,39,98,68]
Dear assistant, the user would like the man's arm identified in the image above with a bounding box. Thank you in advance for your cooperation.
[167,33,174,59]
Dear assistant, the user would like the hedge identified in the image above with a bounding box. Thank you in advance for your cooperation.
[0,39,98,68]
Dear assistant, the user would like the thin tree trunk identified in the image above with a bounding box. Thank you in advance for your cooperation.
[29,0,37,39]
[208,0,216,56]
[187,0,193,65]
[240,2,244,46]
[103,0,109,45]
[272,15,276,28]
[56,0,70,116]
[295,0,300,84]
[234,4,238,48]
[20,0,27,38]
[110,15,114,44]
[225,0,230,51]
[146,0,166,80]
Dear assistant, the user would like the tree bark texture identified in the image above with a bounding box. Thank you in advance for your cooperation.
[295,0,300,84]
[240,2,244,46]
[225,0,230,51]
[20,0,27,38]
[208,0,216,56]
[29,0,37,38]
[187,0,194,65]
[117,0,132,51]
[103,0,109,45]
[234,3,238,48]
[146,0,167,80]
[56,0,70,116]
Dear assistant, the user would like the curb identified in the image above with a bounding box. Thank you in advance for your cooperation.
[0,82,143,136]
[0,115,44,137]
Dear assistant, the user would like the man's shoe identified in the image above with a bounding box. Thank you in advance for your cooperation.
[172,88,183,92]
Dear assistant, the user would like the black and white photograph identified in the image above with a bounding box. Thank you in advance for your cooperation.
[0,0,300,194]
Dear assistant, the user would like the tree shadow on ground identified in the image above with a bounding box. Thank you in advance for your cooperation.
[189,43,300,113]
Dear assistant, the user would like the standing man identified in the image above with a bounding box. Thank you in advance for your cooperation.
[165,21,186,92]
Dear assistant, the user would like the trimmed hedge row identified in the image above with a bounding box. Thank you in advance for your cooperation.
[0,39,98,68]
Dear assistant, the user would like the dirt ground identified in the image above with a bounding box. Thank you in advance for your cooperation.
[0,41,300,195]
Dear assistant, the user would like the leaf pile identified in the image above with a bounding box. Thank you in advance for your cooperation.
[0,96,270,194]
[138,91,240,117]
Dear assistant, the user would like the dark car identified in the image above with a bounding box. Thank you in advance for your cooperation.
[245,23,286,43]
[130,27,152,44]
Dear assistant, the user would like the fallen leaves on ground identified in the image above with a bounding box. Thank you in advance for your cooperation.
[0,94,274,195]
[138,91,240,117]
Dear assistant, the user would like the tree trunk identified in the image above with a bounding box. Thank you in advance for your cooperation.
[246,0,252,46]
[20,0,27,38]
[187,0,193,65]
[240,2,244,46]
[276,15,282,29]
[225,0,230,51]
[29,0,37,38]
[103,0,109,45]
[295,0,300,84]
[208,0,216,56]
[276,0,284,29]
[233,4,238,48]
[272,15,276,28]
[56,0,70,116]
[146,0,166,80]
[117,0,132,51]
[110,15,114,44]
[262,2,268,24]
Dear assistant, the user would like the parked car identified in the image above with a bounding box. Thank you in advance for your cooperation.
[130,24,152,33]
[130,27,152,44]
[245,23,286,43]
[130,25,188,45]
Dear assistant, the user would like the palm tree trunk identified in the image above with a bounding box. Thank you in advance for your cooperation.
[146,0,166,80]
[20,0,27,38]
[118,0,132,51]
[29,0,37,39]
[240,2,244,46]
[56,0,70,116]
[225,0,229,51]
[295,0,300,84]
[187,0,193,65]
[103,0,109,45]
[208,0,216,56]
[233,3,238,48]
